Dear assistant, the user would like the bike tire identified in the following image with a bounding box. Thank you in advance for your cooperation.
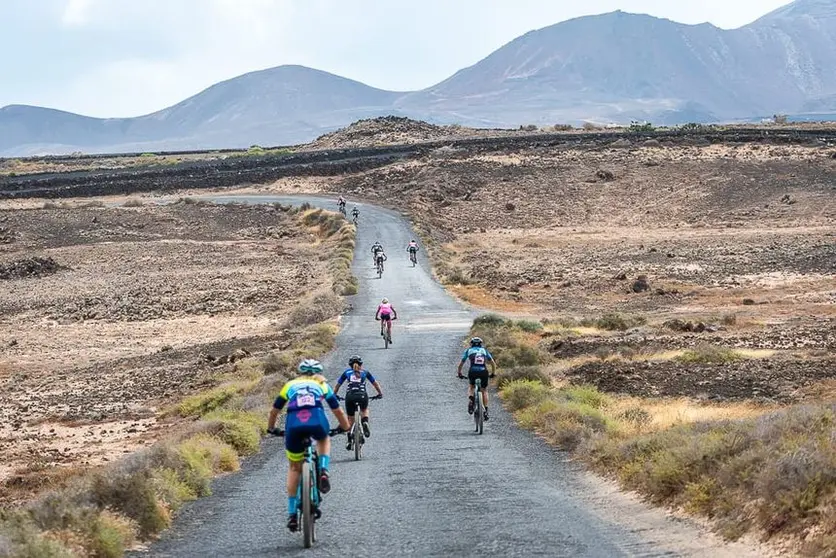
[383,333,389,349]
[302,461,313,548]
[475,381,483,434]
[354,411,362,461]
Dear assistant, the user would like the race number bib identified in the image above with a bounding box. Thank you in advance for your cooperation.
[350,373,362,383]
[473,353,486,366]
[295,392,316,407]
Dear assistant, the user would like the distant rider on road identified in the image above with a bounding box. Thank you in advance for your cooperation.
[267,359,350,532]
[371,241,384,266]
[457,337,496,420]
[375,297,398,341]
[406,239,419,260]
[333,355,383,451]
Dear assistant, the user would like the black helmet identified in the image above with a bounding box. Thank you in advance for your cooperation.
[470,337,483,347]
[348,355,363,366]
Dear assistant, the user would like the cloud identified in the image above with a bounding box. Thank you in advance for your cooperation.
[61,0,96,26]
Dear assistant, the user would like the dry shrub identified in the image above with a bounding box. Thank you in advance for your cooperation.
[288,289,341,328]
[677,344,742,364]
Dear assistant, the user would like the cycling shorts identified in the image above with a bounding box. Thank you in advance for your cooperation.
[284,409,330,462]
[468,369,490,388]
[379,313,392,321]
[344,391,369,416]
[408,247,418,253]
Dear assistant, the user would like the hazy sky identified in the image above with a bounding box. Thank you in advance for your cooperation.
[0,0,792,118]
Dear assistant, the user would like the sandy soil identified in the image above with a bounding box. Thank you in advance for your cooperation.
[0,200,328,497]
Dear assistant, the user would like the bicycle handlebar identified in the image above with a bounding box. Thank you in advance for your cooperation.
[336,394,383,401]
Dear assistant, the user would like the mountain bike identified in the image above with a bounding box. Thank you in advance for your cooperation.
[459,375,490,434]
[409,250,417,267]
[337,394,381,461]
[378,316,396,349]
[270,427,342,548]
[352,214,359,225]
[339,205,346,217]
[376,258,384,279]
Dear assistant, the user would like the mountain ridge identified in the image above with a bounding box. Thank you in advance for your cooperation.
[5,1,836,156]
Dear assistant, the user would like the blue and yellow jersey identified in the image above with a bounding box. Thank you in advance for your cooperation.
[461,347,493,372]
[274,376,340,413]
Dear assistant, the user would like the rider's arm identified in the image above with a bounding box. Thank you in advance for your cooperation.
[268,392,288,430]
[374,305,380,319]
[488,353,497,375]
[457,350,470,375]
[391,306,398,319]
[333,373,345,395]
[366,372,382,396]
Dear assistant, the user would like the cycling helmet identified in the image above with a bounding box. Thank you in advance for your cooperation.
[381,297,389,304]
[470,337,483,347]
[298,358,324,375]
[348,355,363,367]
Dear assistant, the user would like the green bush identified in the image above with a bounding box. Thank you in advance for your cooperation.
[502,380,551,411]
[473,314,506,328]
[515,319,543,332]
[177,384,242,417]
[676,344,742,364]
[496,366,550,388]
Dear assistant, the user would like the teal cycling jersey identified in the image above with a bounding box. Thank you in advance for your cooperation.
[462,347,493,372]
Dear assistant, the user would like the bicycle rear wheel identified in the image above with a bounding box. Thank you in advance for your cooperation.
[354,411,362,461]
[302,461,314,548]
[475,380,483,434]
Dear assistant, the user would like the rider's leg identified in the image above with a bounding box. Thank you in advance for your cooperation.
[286,460,302,527]
[316,436,332,493]
[360,398,371,437]
[467,381,475,414]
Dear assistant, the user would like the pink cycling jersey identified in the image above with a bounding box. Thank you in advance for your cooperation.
[377,303,393,316]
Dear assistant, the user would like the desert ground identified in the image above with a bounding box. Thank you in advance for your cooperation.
[1,119,835,555]
[249,120,836,405]
[0,199,331,503]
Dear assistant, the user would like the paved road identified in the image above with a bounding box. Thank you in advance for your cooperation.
[133,196,716,557]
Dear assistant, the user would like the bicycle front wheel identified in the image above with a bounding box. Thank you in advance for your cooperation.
[302,461,314,548]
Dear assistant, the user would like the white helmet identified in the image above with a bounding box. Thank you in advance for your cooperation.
[298,358,323,375]
[381,297,389,304]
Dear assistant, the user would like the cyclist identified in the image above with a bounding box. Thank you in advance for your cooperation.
[371,241,384,266]
[406,239,419,262]
[375,297,398,341]
[267,358,350,532]
[337,196,346,214]
[456,337,496,420]
[333,355,383,450]
[375,250,387,274]
[351,206,360,222]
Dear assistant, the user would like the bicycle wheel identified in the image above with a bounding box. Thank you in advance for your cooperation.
[302,460,313,548]
[475,380,483,434]
[383,328,389,349]
[354,410,362,461]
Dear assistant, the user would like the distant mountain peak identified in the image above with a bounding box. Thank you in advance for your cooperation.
[755,0,836,23]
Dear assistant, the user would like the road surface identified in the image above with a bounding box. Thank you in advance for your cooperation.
[134,196,761,558]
